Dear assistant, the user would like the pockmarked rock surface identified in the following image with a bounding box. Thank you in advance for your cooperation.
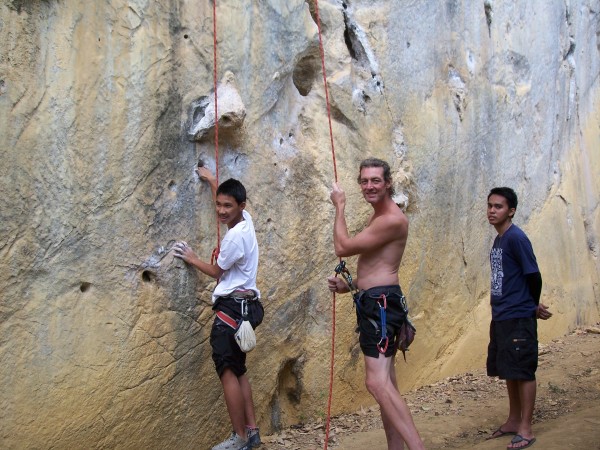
[1,1,599,448]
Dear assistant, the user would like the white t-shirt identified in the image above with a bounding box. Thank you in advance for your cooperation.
[212,209,260,302]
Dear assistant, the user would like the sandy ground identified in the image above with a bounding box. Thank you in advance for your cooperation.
[263,328,600,450]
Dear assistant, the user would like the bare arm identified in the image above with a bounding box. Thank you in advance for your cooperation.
[340,214,407,256]
[330,183,407,256]
[330,182,352,256]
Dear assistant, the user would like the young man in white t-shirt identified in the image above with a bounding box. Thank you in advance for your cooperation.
[174,167,263,450]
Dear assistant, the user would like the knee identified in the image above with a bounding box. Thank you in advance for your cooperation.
[365,376,386,399]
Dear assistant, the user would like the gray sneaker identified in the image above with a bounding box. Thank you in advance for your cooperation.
[244,427,261,449]
[211,432,248,450]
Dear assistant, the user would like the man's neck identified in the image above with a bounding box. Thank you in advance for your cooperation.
[227,211,245,229]
[371,195,395,215]
[494,220,512,236]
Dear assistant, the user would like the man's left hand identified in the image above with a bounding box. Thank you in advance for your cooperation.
[536,303,553,320]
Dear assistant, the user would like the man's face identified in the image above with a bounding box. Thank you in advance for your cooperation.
[215,194,245,228]
[359,166,390,204]
[487,194,515,226]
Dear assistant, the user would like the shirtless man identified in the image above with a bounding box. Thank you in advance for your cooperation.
[327,158,424,450]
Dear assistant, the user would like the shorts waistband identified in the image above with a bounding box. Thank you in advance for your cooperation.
[359,285,402,296]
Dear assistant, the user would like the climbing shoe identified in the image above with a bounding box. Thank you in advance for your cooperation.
[244,427,261,449]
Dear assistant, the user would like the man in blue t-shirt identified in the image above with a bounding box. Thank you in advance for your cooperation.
[486,187,552,450]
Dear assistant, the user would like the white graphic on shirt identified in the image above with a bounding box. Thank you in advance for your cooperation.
[490,247,503,296]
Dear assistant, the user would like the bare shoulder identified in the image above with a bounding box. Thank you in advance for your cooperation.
[369,204,408,232]
[384,202,408,222]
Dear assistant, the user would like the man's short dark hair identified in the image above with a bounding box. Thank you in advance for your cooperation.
[488,187,518,213]
[217,178,247,204]
[357,158,395,196]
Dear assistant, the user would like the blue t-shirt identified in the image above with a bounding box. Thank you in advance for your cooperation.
[490,224,539,321]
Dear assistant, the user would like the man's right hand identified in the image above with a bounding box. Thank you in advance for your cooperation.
[197,166,215,183]
[327,276,350,294]
[330,182,346,208]
[197,166,218,200]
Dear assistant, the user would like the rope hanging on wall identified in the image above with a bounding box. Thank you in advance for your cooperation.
[212,2,339,447]
[313,1,340,449]
[211,0,221,263]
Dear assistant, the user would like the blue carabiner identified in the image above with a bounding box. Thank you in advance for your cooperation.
[377,294,388,354]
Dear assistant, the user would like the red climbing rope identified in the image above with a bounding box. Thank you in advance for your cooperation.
[313,1,338,448]
[212,0,221,258]
[314,0,338,185]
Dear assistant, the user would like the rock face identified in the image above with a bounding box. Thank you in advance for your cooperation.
[0,0,598,448]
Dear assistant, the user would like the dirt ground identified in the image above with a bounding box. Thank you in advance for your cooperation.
[263,327,600,450]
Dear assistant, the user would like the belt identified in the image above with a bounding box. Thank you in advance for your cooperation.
[229,289,257,300]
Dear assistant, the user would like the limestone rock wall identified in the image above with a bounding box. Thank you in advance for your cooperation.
[0,0,598,448]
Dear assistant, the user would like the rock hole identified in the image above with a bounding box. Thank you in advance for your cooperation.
[270,358,303,430]
[563,37,576,60]
[191,97,210,125]
[407,41,411,48]
[342,11,370,69]
[280,138,284,145]
[344,26,357,60]
[484,1,493,37]
[142,270,156,283]
[168,181,176,191]
[80,282,91,293]
[292,48,320,96]
[184,34,189,39]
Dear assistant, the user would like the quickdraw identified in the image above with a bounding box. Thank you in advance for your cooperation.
[376,294,388,354]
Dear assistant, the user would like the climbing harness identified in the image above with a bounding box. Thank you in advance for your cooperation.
[335,262,389,355]
[359,291,416,361]
[215,295,257,353]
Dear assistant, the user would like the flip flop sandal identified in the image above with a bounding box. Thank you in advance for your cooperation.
[488,427,517,439]
[507,434,536,449]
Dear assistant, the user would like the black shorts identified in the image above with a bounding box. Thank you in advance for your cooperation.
[353,285,407,358]
[211,296,264,377]
[487,317,538,381]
